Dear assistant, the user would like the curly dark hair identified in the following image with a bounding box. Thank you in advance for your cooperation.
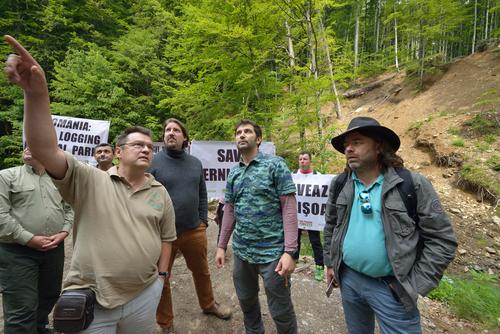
[377,137,404,170]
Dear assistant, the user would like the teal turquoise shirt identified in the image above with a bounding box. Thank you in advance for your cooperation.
[225,152,296,264]
[342,173,393,277]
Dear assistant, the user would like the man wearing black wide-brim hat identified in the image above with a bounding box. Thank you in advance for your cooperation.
[323,117,457,334]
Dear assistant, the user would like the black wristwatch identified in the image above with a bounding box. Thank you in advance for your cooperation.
[159,271,169,278]
[284,251,295,257]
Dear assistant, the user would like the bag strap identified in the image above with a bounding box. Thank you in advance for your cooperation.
[394,167,419,224]
[331,172,348,205]
[331,168,418,224]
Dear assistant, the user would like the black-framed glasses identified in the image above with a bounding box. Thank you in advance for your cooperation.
[122,141,154,151]
[359,190,373,214]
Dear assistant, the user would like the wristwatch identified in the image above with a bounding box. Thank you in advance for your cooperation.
[284,251,295,257]
[159,271,169,278]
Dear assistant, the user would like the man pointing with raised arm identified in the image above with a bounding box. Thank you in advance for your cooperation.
[4,35,177,333]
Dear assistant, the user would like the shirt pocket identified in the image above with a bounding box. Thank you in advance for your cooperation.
[385,201,416,237]
[334,195,349,228]
[10,184,35,208]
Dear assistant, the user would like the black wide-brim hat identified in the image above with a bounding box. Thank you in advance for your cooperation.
[331,116,400,154]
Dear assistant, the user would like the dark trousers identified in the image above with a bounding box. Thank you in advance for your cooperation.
[215,202,224,244]
[233,255,297,334]
[0,242,64,334]
[293,229,324,266]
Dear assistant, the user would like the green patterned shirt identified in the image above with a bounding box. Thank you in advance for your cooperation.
[225,152,296,264]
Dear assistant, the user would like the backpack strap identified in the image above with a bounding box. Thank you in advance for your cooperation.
[331,172,348,205]
[331,168,418,224]
[394,167,419,224]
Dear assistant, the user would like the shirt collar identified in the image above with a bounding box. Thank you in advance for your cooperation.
[299,169,314,174]
[238,151,263,167]
[108,166,160,188]
[24,164,45,176]
[352,171,384,190]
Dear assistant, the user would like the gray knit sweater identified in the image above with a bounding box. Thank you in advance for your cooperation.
[149,148,208,235]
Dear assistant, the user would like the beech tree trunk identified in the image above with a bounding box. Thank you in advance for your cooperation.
[305,4,323,142]
[354,2,360,72]
[318,12,342,119]
[285,20,296,68]
[472,0,478,54]
[394,14,400,72]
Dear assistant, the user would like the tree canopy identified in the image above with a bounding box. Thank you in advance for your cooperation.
[1,0,498,169]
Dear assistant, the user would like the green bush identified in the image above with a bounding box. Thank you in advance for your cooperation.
[460,163,500,196]
[452,138,465,147]
[464,112,499,136]
[428,272,500,328]
[486,155,500,171]
[484,134,497,144]
[475,142,490,152]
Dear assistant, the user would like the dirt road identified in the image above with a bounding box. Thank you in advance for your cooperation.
[0,220,481,334]
[150,222,347,334]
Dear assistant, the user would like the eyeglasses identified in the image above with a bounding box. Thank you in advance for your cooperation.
[122,141,154,151]
[359,190,373,214]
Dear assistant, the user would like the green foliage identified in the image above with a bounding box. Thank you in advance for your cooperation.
[486,155,500,171]
[428,272,500,328]
[299,231,324,258]
[460,163,500,196]
[452,137,464,147]
[408,116,432,131]
[51,45,127,141]
[427,276,456,301]
[463,112,500,137]
[0,75,24,168]
[447,126,460,135]
[475,142,490,152]
[474,88,500,107]
[0,0,497,167]
[484,134,497,144]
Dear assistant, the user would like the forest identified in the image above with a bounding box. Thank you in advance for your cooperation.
[0,0,498,168]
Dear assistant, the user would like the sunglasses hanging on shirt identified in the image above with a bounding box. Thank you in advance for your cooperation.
[359,190,373,214]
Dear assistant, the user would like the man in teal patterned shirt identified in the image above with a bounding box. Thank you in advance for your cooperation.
[216,120,298,334]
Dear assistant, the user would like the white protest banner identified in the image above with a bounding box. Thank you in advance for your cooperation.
[153,142,164,155]
[292,173,335,231]
[190,141,276,199]
[50,115,110,165]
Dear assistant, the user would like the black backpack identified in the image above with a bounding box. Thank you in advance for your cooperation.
[330,167,419,224]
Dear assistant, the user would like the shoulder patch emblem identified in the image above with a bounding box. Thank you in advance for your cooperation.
[431,199,444,213]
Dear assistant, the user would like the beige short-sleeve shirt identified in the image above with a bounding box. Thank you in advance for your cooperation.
[52,152,176,308]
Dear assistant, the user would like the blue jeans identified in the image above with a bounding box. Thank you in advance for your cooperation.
[340,265,421,334]
[233,255,297,334]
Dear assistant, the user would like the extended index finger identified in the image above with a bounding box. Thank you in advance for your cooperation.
[4,35,37,64]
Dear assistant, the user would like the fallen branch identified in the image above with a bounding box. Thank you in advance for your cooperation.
[343,74,397,99]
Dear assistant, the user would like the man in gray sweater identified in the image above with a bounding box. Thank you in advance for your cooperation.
[150,118,232,333]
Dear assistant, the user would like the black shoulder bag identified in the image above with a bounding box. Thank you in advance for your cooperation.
[53,288,96,333]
